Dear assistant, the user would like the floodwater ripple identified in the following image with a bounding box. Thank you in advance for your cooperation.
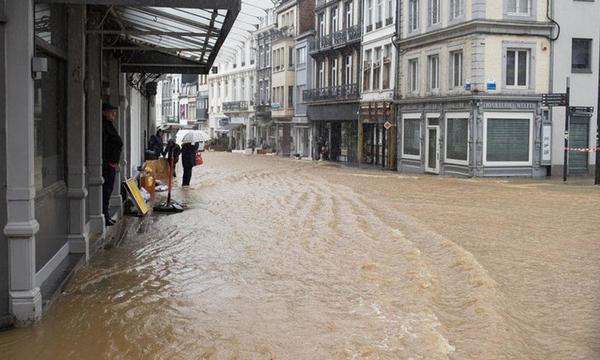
[1,152,598,359]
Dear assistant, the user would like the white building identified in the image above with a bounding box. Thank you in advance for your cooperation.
[549,0,599,177]
[359,0,397,169]
[208,36,257,151]
[396,0,554,177]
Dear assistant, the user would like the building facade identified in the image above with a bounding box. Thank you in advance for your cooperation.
[254,10,277,151]
[305,0,362,163]
[549,0,599,177]
[395,0,554,177]
[359,0,398,169]
[272,0,300,156]
[292,30,315,159]
[208,36,256,151]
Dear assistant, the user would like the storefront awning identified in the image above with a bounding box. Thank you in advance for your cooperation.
[39,0,240,74]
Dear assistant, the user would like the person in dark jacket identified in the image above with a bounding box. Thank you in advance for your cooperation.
[181,142,197,186]
[147,129,164,160]
[102,103,123,226]
[162,139,181,177]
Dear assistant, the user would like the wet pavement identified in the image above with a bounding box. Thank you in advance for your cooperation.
[1,152,599,359]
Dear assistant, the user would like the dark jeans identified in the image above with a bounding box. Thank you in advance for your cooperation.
[182,166,193,186]
[102,163,117,220]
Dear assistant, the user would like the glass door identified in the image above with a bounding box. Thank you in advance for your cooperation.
[425,126,440,174]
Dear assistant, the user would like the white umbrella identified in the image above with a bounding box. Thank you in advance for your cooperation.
[176,130,210,144]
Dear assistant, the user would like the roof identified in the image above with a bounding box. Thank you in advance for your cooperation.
[40,0,241,74]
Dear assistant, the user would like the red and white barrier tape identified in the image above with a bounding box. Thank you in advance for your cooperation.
[566,147,600,153]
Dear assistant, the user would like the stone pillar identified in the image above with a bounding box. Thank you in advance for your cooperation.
[66,5,89,258]
[4,0,41,323]
[85,13,105,236]
[108,57,123,217]
[119,73,130,179]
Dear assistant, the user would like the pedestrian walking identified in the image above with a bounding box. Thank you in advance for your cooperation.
[147,129,164,160]
[163,139,181,177]
[102,103,123,226]
[181,142,197,187]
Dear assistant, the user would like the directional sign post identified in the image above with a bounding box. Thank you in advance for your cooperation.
[542,93,568,107]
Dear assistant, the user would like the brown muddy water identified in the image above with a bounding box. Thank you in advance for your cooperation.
[1,152,599,359]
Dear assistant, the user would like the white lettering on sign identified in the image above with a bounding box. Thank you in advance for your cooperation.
[542,125,552,163]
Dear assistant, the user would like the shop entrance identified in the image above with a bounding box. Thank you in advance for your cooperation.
[569,115,590,175]
[363,123,387,168]
[425,125,440,174]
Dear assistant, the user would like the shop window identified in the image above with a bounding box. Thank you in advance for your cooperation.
[34,54,67,192]
[485,114,532,165]
[572,38,592,73]
[445,116,469,164]
[402,117,421,158]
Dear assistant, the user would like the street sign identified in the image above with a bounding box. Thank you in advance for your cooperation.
[542,93,568,107]
[569,106,594,114]
[384,121,393,130]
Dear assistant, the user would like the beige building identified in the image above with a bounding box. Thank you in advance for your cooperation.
[396,0,554,177]
[272,0,302,156]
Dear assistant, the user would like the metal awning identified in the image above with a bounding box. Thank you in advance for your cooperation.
[38,0,240,74]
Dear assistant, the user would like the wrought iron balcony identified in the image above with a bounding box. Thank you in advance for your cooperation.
[222,101,250,112]
[303,84,359,103]
[309,25,361,54]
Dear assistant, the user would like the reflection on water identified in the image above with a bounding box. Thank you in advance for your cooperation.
[1,153,599,359]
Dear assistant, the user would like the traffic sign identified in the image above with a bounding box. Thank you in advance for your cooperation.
[384,121,393,130]
[542,93,567,107]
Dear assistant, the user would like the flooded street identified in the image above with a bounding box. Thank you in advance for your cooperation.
[1,152,599,359]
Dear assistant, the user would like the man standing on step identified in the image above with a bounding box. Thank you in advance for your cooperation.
[102,103,123,226]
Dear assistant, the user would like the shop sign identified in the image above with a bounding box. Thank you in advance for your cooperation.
[384,121,393,130]
[542,124,552,164]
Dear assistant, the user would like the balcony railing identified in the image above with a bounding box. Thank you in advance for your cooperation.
[309,25,361,53]
[303,84,359,102]
[222,101,250,112]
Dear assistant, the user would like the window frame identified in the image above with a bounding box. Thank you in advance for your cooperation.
[427,54,440,92]
[408,0,419,33]
[504,0,536,20]
[571,38,593,74]
[483,112,534,166]
[449,50,464,89]
[402,113,422,160]
[504,48,530,89]
[428,0,440,27]
[408,57,419,94]
[444,112,470,166]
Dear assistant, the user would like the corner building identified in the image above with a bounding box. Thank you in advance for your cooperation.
[396,0,553,177]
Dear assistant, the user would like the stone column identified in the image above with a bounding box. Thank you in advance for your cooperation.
[108,57,123,218]
[4,0,41,323]
[66,5,89,258]
[119,73,130,179]
[85,12,105,237]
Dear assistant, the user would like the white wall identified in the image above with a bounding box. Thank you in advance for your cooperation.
[551,0,600,168]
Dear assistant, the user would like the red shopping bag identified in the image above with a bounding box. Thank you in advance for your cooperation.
[195,152,204,166]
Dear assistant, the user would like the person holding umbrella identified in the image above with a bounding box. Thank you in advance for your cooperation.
[181,141,197,186]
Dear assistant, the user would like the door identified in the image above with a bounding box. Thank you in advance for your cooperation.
[569,115,590,175]
[425,126,440,174]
